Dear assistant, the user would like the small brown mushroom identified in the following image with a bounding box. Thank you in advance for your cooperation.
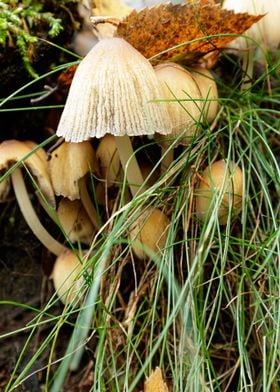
[57,198,95,245]
[51,249,85,305]
[48,141,100,229]
[129,207,170,260]
[0,140,67,256]
[195,160,243,225]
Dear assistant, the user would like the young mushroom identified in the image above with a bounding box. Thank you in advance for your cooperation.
[51,249,85,305]
[56,37,172,197]
[96,134,121,188]
[48,141,100,230]
[154,62,203,171]
[190,66,219,123]
[195,160,243,225]
[0,140,67,256]
[129,207,170,261]
[57,198,95,245]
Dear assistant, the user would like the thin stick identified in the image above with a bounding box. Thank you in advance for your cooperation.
[11,168,67,256]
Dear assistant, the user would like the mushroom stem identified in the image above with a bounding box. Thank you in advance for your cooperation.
[79,176,101,229]
[11,168,67,256]
[114,135,145,197]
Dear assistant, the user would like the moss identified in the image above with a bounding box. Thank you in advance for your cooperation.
[0,0,78,78]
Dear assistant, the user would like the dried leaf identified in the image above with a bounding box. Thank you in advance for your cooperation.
[115,1,263,64]
[144,367,169,392]
[58,65,78,89]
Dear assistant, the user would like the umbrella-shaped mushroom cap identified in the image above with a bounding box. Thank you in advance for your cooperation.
[56,37,172,142]
[49,141,96,200]
[0,140,56,208]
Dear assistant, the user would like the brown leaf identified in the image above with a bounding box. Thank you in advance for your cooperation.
[144,367,169,392]
[115,1,263,64]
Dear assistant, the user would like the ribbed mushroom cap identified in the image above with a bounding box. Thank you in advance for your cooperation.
[0,140,56,208]
[49,141,96,200]
[223,0,280,51]
[56,37,171,142]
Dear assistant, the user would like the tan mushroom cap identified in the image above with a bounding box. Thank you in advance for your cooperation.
[51,249,85,305]
[129,207,170,260]
[56,37,172,142]
[191,66,218,123]
[154,63,203,146]
[49,141,96,200]
[96,134,121,187]
[0,139,56,208]
[57,198,95,245]
[195,160,243,225]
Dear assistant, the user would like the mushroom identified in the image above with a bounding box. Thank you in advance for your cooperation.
[96,134,121,187]
[0,140,67,256]
[56,37,172,197]
[57,198,95,245]
[222,0,280,88]
[51,249,85,305]
[48,141,100,230]
[190,66,219,123]
[154,62,203,171]
[129,207,170,260]
[195,160,243,225]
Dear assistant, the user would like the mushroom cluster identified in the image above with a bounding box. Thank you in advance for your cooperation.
[2,11,256,307]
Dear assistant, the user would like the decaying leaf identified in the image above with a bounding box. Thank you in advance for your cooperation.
[144,367,169,392]
[115,1,263,64]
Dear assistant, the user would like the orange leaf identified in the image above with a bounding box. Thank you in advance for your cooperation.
[115,1,263,64]
[144,367,169,392]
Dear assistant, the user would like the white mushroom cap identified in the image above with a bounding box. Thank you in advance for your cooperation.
[223,0,280,51]
[56,37,171,142]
